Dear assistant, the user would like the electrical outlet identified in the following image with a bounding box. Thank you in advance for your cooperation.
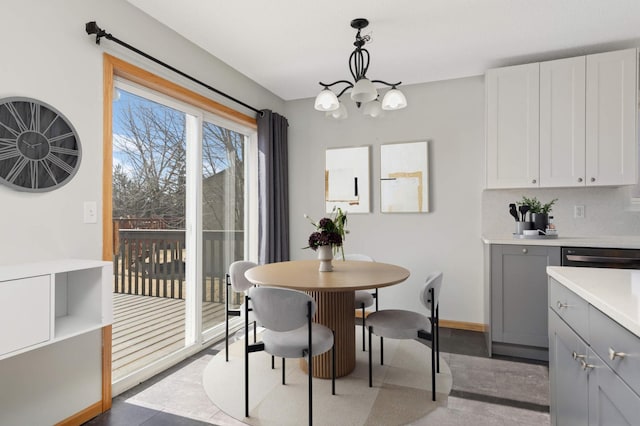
[574,205,585,219]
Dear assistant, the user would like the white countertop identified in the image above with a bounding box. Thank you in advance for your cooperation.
[547,266,640,337]
[483,235,640,249]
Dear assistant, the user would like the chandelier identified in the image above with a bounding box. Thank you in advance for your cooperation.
[314,18,407,120]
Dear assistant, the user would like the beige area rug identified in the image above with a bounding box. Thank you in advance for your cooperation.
[203,336,452,426]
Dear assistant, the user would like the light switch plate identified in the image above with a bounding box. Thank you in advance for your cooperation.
[574,205,585,219]
[84,201,97,224]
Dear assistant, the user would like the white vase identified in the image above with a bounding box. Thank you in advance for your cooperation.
[317,245,333,272]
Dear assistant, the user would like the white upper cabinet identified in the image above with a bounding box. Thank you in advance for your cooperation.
[539,56,586,187]
[586,48,638,186]
[486,48,638,189]
[486,63,540,189]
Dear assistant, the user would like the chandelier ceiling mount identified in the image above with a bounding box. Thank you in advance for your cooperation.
[314,18,407,120]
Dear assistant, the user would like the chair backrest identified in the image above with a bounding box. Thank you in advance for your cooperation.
[248,287,315,332]
[337,253,375,262]
[419,271,443,312]
[229,261,257,292]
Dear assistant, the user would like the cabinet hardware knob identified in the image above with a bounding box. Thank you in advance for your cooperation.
[572,351,586,360]
[591,177,596,182]
[557,301,569,309]
[608,347,626,361]
[522,248,528,254]
[532,179,537,184]
[578,177,583,182]
[580,359,594,371]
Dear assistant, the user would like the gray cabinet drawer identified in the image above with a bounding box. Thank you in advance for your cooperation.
[589,305,640,396]
[549,277,588,340]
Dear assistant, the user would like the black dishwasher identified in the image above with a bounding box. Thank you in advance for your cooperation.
[561,247,640,269]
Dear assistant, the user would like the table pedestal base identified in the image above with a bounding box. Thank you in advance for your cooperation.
[300,290,355,378]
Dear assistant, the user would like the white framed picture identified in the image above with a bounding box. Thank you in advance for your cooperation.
[380,141,429,213]
[325,146,370,213]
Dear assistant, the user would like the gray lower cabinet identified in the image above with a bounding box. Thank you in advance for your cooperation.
[549,277,640,425]
[491,244,560,360]
[549,310,588,425]
[588,348,640,425]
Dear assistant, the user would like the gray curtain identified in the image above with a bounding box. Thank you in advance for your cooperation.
[257,110,289,264]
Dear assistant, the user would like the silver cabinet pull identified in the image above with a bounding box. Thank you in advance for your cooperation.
[608,347,627,361]
[522,248,528,254]
[557,301,569,309]
[591,177,596,182]
[578,177,583,182]
[572,351,586,360]
[580,359,594,371]
[532,179,537,184]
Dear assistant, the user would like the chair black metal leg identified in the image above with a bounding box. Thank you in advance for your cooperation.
[253,320,257,343]
[331,330,336,395]
[368,326,373,387]
[431,333,436,401]
[244,298,249,418]
[308,350,313,426]
[436,306,440,373]
[361,304,366,351]
[272,355,275,369]
[282,358,286,385]
[225,275,230,362]
[380,336,384,365]
[225,315,229,362]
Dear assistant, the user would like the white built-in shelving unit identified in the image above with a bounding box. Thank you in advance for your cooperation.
[0,259,112,360]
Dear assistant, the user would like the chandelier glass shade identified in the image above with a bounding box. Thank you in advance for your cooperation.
[314,18,407,119]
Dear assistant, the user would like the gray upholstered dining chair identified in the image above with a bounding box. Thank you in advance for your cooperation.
[366,271,443,401]
[244,286,335,426]
[225,260,257,362]
[337,253,377,351]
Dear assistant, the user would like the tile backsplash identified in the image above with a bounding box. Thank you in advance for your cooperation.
[482,185,640,237]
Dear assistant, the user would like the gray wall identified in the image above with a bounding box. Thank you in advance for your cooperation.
[285,77,487,324]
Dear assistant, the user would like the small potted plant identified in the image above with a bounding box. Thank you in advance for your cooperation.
[520,196,557,232]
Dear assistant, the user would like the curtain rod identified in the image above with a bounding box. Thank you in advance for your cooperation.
[85,21,262,116]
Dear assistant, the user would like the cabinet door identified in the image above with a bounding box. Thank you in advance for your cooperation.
[491,245,560,348]
[585,48,638,186]
[588,348,640,425]
[549,311,589,426]
[0,275,51,357]
[540,56,586,187]
[486,63,540,189]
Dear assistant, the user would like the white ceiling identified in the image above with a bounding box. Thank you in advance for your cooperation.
[126,0,640,101]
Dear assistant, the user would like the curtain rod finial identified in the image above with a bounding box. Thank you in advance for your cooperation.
[85,21,107,44]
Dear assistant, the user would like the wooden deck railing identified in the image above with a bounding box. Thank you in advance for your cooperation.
[113,229,243,303]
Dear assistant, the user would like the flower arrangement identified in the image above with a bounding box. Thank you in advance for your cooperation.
[304,207,348,258]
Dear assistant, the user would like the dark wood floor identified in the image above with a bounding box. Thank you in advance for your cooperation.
[112,293,225,381]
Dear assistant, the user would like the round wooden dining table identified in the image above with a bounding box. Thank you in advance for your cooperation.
[244,259,410,378]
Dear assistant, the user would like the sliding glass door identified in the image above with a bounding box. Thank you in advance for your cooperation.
[111,78,255,384]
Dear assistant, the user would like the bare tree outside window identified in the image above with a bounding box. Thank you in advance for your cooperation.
[202,122,245,231]
[113,91,186,228]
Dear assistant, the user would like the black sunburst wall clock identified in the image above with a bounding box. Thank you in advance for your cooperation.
[0,97,82,192]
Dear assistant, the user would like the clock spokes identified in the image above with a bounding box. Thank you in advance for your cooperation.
[5,156,28,184]
[0,120,20,138]
[48,131,76,144]
[0,137,17,147]
[49,145,79,156]
[4,102,28,133]
[0,147,20,161]
[40,160,59,185]
[47,152,75,175]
